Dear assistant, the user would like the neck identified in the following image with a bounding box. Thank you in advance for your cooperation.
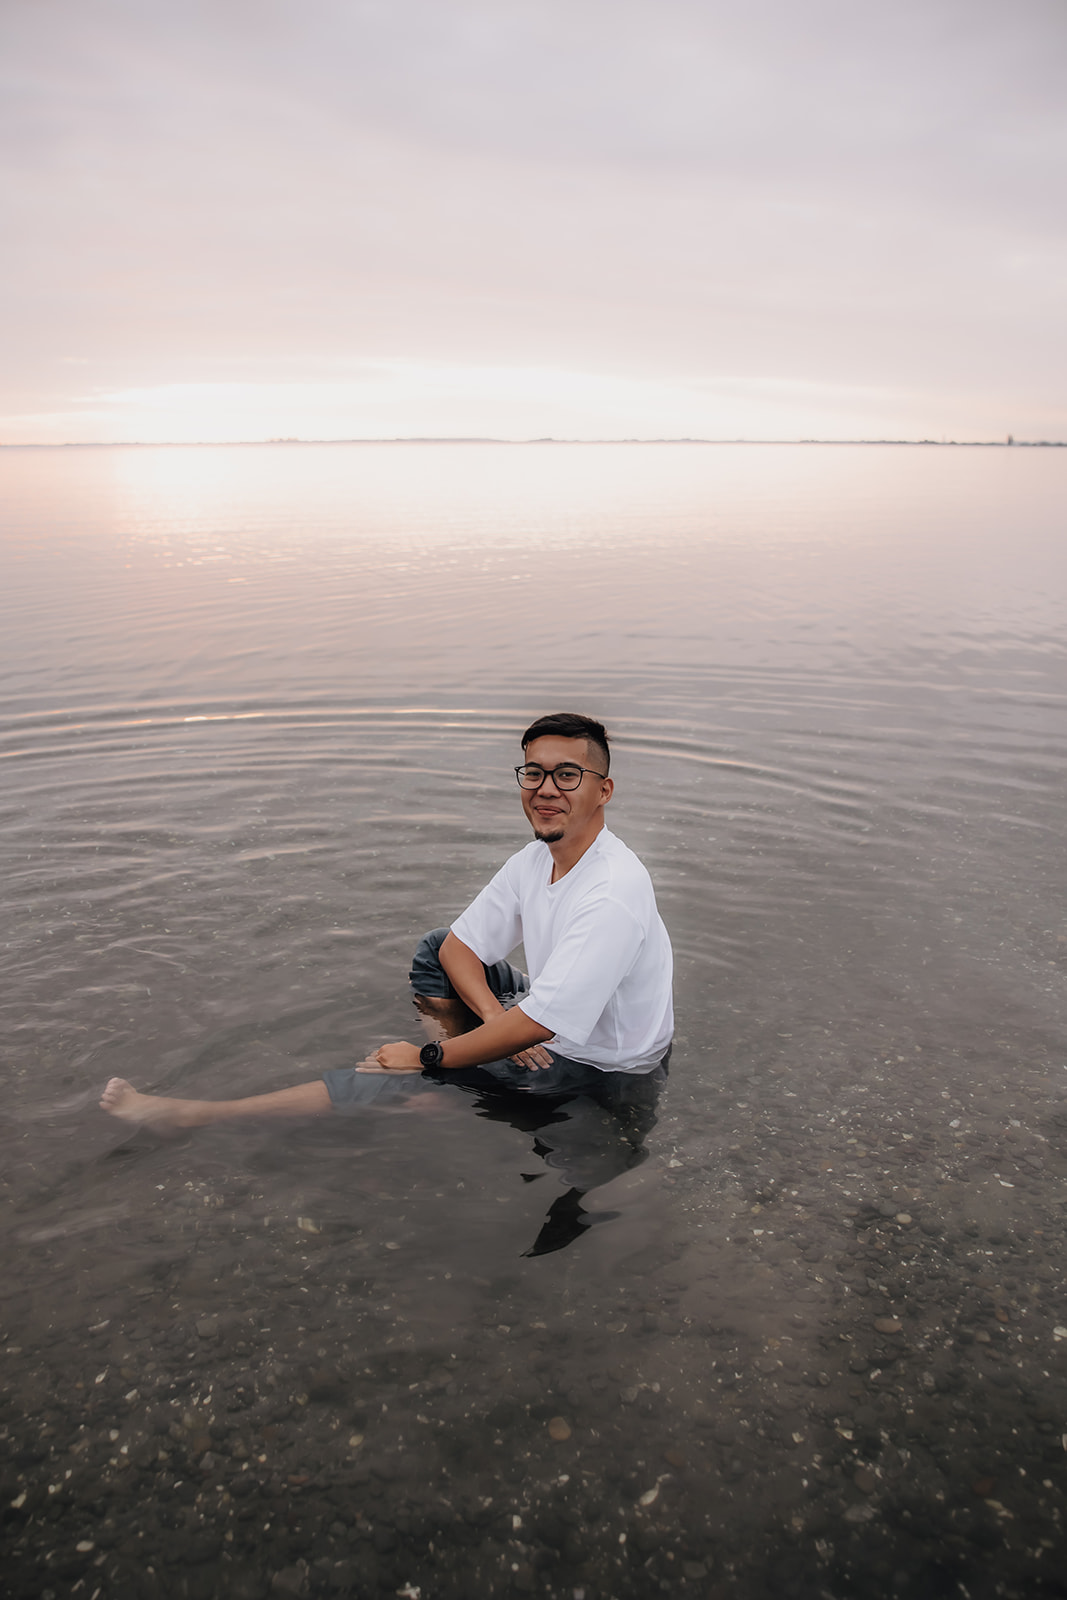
[545,817,605,881]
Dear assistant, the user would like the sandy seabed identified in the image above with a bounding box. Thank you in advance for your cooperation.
[4,1023,1067,1600]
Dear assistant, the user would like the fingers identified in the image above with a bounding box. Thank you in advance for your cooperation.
[513,1045,555,1071]
[355,1052,421,1075]
[365,1041,422,1072]
[355,1054,386,1073]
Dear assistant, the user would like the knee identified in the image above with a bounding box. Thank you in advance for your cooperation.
[413,926,450,961]
[409,927,453,997]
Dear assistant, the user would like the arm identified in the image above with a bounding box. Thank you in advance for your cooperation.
[439,931,507,1022]
[363,1006,553,1074]
[439,930,554,1070]
[439,1006,553,1069]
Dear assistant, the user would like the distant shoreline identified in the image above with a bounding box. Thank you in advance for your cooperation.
[1,437,1064,450]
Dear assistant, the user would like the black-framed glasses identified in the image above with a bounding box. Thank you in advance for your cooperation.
[514,763,607,791]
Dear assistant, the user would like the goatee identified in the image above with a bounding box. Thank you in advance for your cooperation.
[534,827,565,844]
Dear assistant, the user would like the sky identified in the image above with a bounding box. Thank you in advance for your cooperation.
[2,0,1065,444]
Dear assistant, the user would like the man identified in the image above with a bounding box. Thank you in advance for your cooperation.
[100,712,674,1132]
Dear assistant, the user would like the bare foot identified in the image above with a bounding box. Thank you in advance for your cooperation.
[99,1077,192,1133]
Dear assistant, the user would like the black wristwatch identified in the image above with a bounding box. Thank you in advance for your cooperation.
[419,1041,445,1068]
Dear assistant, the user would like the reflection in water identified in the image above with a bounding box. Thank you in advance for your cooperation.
[322,1052,665,1254]
[431,1061,666,1257]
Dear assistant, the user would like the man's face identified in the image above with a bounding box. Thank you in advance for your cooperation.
[519,735,613,847]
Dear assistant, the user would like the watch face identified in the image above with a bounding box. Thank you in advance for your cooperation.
[419,1041,443,1068]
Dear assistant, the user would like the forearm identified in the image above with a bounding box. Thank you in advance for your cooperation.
[439,931,508,1022]
[437,1005,553,1070]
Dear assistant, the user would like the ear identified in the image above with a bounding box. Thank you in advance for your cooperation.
[598,777,614,808]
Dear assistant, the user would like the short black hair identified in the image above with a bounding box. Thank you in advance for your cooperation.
[520,712,610,775]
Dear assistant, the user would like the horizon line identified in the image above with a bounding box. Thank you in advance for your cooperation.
[2,437,1064,450]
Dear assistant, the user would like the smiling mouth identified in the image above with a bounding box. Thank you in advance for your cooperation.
[529,801,566,841]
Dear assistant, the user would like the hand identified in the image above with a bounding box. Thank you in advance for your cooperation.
[509,1042,556,1072]
[355,1041,423,1074]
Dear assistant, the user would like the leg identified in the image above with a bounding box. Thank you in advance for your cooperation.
[100,1076,332,1132]
[409,928,528,1041]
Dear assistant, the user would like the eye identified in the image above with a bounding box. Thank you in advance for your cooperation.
[556,767,582,784]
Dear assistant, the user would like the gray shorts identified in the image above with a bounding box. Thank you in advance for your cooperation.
[321,1068,433,1110]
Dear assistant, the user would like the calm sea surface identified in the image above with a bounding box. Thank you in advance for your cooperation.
[2,443,1066,1596]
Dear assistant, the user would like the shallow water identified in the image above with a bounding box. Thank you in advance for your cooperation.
[2,442,1067,1598]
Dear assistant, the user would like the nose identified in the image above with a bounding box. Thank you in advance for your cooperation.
[536,770,562,795]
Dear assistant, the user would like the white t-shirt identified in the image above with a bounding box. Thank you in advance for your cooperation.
[451,827,674,1073]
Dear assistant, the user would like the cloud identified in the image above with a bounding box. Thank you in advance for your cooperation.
[1,0,1064,441]
[7,362,1037,448]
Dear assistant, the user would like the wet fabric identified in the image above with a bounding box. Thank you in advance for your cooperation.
[320,1067,430,1109]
